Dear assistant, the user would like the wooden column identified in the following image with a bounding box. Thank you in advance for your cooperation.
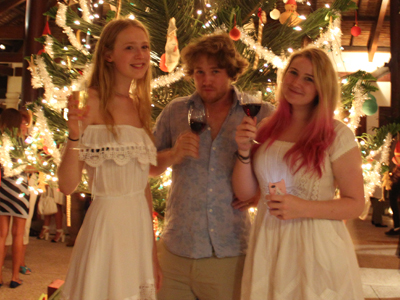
[390,0,400,118]
[21,0,47,105]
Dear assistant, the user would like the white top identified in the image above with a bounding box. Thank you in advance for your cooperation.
[79,125,156,197]
[241,120,364,300]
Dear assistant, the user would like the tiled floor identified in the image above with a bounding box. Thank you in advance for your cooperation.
[0,212,399,299]
[348,214,400,300]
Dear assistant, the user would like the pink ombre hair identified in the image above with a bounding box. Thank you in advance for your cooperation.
[254,48,339,177]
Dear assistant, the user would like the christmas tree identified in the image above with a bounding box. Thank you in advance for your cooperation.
[0,0,392,224]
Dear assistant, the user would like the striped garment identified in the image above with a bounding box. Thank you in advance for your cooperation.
[0,171,30,218]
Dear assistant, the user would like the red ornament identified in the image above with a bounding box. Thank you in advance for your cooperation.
[43,146,49,155]
[229,26,241,41]
[351,11,361,37]
[229,15,241,41]
[159,53,168,72]
[42,21,51,36]
[351,25,361,37]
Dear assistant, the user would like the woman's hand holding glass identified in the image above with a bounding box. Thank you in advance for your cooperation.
[235,116,258,156]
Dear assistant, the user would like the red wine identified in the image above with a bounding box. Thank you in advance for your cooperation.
[190,120,206,134]
[242,104,261,117]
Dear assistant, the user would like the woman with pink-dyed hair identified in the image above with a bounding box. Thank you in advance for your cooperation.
[233,47,364,300]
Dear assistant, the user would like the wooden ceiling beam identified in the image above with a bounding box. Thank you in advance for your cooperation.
[0,64,14,76]
[0,26,24,39]
[0,0,25,17]
[0,53,23,63]
[342,46,391,52]
[368,0,390,62]
[342,16,390,22]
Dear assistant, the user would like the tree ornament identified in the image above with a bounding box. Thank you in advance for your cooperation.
[392,141,400,166]
[38,18,52,55]
[362,93,378,116]
[253,8,266,69]
[279,0,301,26]
[159,18,180,72]
[351,25,361,37]
[159,54,168,72]
[270,8,281,20]
[351,11,361,37]
[229,15,241,41]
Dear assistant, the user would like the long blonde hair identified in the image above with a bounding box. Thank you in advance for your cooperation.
[89,18,153,137]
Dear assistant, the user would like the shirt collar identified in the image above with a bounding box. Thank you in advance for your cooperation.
[188,85,241,109]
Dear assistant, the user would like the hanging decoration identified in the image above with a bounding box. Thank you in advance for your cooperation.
[279,0,301,26]
[359,132,392,219]
[346,82,369,132]
[38,18,52,56]
[151,68,185,89]
[116,0,122,19]
[236,26,285,69]
[0,135,26,177]
[351,11,361,37]
[229,15,241,41]
[243,18,255,35]
[362,93,378,116]
[159,18,180,73]
[269,3,281,20]
[253,8,267,69]
[55,3,89,55]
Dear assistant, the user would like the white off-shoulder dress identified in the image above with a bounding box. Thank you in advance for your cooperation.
[241,121,364,300]
[61,125,157,300]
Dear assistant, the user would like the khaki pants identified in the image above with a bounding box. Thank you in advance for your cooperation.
[157,239,245,300]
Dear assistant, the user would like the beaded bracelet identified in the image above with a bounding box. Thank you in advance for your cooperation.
[235,151,251,164]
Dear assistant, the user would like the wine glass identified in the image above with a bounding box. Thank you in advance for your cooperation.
[188,103,207,135]
[70,83,88,150]
[240,90,262,144]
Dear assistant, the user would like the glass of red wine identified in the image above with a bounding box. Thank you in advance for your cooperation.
[240,90,262,144]
[188,103,207,135]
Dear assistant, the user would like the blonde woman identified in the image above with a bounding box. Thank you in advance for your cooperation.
[233,48,364,299]
[58,18,161,299]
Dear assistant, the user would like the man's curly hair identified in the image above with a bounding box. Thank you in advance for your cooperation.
[181,33,249,82]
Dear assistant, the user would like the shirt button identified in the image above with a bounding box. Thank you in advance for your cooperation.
[210,229,214,232]
[211,168,214,171]
[212,147,216,151]
[208,127,211,131]
[209,188,213,192]
[209,209,213,212]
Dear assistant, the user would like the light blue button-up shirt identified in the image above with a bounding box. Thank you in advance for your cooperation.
[153,86,274,259]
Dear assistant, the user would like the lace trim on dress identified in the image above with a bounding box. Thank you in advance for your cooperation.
[134,283,156,300]
[79,143,156,168]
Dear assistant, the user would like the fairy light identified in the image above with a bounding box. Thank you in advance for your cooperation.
[129,14,135,20]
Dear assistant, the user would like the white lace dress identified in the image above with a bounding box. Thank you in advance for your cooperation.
[61,125,157,300]
[241,121,364,300]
